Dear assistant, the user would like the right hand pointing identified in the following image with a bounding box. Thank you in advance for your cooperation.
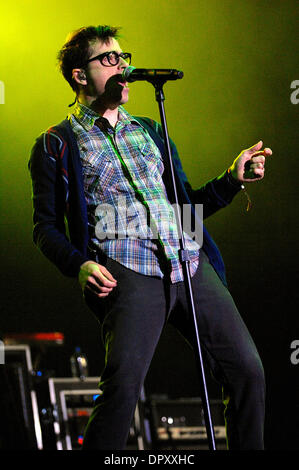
[79,261,117,298]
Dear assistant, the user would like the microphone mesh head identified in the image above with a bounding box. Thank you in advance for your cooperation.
[122,66,136,80]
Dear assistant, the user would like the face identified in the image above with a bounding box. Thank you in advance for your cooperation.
[80,37,130,107]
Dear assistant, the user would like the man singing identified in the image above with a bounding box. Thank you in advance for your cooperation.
[29,25,271,450]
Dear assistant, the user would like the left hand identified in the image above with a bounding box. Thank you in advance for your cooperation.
[229,141,272,183]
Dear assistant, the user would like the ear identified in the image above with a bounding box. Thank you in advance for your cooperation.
[72,68,87,86]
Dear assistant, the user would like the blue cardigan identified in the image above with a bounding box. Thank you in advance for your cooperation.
[28,117,242,286]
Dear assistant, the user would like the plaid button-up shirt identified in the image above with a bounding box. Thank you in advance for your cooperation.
[68,102,199,283]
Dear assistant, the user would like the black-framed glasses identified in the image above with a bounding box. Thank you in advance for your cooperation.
[86,51,132,67]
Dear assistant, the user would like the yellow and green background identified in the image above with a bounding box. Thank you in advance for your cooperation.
[0,0,298,449]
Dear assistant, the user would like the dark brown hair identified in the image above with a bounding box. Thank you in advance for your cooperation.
[57,25,120,92]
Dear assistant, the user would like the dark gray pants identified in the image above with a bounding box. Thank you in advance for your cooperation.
[82,250,265,450]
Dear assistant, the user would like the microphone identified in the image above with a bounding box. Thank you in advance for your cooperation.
[122,66,184,83]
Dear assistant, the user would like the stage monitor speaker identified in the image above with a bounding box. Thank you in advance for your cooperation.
[148,397,227,450]
[47,377,150,450]
[1,345,43,450]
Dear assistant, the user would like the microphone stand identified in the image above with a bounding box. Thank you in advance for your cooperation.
[149,78,216,451]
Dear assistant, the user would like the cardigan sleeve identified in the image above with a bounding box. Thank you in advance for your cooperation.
[28,131,89,277]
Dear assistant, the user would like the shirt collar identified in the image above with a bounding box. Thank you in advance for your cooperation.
[69,101,139,132]
[70,101,99,132]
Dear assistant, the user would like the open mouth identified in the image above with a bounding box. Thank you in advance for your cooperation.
[117,79,129,87]
[113,73,129,87]
[106,74,129,92]
[117,81,129,88]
